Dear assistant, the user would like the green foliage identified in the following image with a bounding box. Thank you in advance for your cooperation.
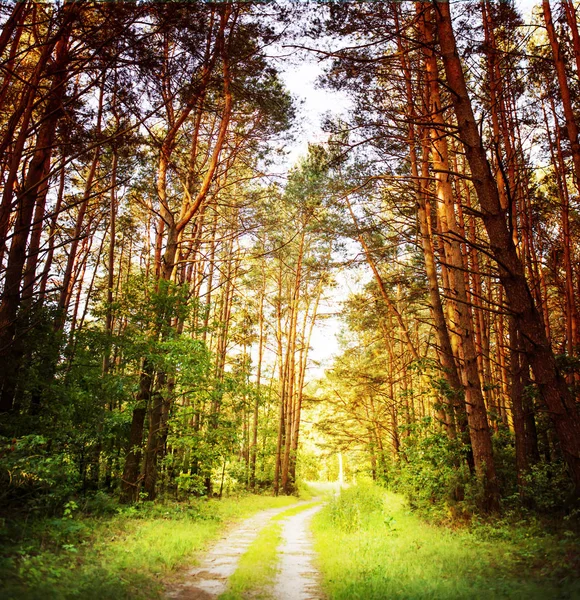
[391,420,472,518]
[0,270,270,509]
[378,415,574,519]
[0,435,80,514]
[313,483,580,600]
[0,493,298,599]
[522,460,574,512]
[327,483,387,532]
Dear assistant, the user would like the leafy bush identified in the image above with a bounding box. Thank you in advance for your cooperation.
[327,483,386,532]
[522,460,573,512]
[0,435,79,513]
[391,420,473,517]
[81,491,120,516]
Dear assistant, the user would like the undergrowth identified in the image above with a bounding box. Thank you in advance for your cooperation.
[0,493,298,600]
[312,482,580,599]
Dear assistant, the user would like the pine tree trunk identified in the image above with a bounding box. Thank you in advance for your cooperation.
[0,5,75,410]
[423,5,499,510]
[542,0,580,188]
[120,361,152,503]
[435,0,580,495]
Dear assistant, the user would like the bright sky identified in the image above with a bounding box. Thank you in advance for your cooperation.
[278,64,353,378]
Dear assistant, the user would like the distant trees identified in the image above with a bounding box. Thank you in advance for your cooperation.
[270,147,336,494]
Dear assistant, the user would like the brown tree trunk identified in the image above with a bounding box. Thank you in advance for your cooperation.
[423,5,499,510]
[273,261,285,496]
[435,0,580,495]
[543,95,579,356]
[0,6,75,410]
[0,1,28,58]
[143,373,166,501]
[120,361,152,503]
[102,146,118,375]
[510,317,539,499]
[56,142,102,328]
[289,279,323,485]
[20,163,50,308]
[250,266,266,490]
[280,228,305,494]
[563,0,580,78]
[542,0,580,189]
[0,4,69,250]
[38,160,66,301]
[397,11,462,437]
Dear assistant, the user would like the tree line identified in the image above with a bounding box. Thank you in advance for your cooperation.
[1,0,579,516]
[314,0,580,513]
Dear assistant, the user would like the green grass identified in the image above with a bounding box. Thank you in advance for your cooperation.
[270,500,319,522]
[312,483,580,600]
[0,494,299,600]
[302,480,341,499]
[219,501,320,600]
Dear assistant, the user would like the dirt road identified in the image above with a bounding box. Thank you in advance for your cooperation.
[271,503,325,600]
[165,501,325,600]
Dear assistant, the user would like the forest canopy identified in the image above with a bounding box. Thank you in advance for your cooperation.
[0,0,579,521]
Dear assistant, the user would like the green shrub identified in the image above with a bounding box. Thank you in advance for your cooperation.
[81,491,120,516]
[0,435,79,514]
[522,460,573,511]
[327,483,386,532]
[391,421,473,517]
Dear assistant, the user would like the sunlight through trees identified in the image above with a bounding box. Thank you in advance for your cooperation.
[1,0,580,522]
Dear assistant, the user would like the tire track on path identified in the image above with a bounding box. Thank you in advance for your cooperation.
[164,501,308,600]
[271,503,325,600]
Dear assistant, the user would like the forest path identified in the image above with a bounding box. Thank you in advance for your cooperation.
[164,499,320,600]
[271,503,325,600]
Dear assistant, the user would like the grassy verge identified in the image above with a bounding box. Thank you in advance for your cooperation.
[219,501,320,600]
[0,493,299,600]
[312,483,580,600]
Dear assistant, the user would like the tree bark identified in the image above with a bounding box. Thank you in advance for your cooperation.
[120,360,153,503]
[0,4,75,411]
[423,4,499,510]
[435,0,580,495]
[542,0,580,190]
